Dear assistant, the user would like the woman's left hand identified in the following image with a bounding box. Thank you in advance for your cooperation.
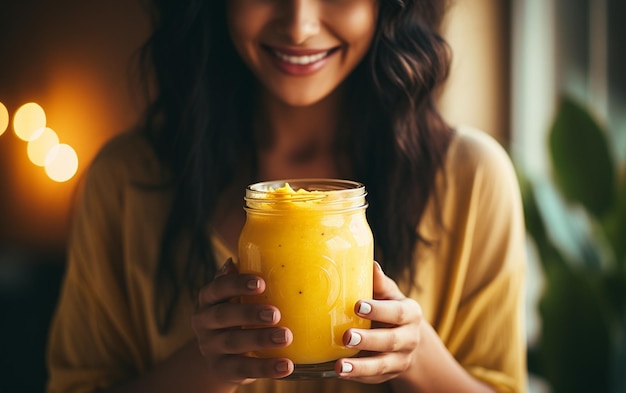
[335,261,423,384]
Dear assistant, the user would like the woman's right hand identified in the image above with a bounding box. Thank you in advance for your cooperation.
[191,258,294,386]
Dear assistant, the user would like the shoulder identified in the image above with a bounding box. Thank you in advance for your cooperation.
[88,130,163,186]
[419,125,524,246]
[429,125,525,252]
[444,125,520,195]
[439,125,526,273]
[76,130,165,212]
[430,126,526,291]
[81,130,166,198]
[447,125,515,177]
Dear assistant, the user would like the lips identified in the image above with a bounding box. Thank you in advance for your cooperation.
[263,45,339,76]
[273,50,330,65]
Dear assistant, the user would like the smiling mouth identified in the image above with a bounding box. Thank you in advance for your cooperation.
[266,46,339,66]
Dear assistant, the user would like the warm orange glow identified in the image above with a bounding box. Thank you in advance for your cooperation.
[0,101,8,136]
[28,127,60,167]
[13,102,47,141]
[44,144,79,182]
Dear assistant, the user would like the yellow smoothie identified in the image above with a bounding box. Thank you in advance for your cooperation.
[238,180,373,365]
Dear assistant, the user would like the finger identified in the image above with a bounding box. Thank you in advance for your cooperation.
[213,355,294,381]
[199,327,293,355]
[198,273,266,307]
[335,353,405,382]
[343,324,419,354]
[372,261,404,300]
[215,257,238,278]
[192,303,281,331]
[354,298,422,326]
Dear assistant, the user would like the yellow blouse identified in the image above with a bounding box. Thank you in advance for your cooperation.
[46,126,527,393]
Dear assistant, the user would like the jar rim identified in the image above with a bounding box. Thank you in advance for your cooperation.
[247,178,364,193]
[244,178,367,210]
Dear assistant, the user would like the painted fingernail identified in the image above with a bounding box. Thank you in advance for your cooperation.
[260,309,276,323]
[347,332,361,347]
[247,279,260,290]
[275,360,290,373]
[271,329,288,344]
[215,258,233,277]
[358,302,372,315]
[341,362,353,374]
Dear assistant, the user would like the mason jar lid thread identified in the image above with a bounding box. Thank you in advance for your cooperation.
[244,178,368,212]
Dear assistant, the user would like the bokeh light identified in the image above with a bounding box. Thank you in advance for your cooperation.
[44,144,79,182]
[13,102,46,141]
[28,127,60,167]
[0,101,8,136]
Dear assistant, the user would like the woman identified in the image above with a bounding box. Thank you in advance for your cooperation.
[47,0,527,392]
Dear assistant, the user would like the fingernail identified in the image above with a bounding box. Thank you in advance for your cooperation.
[358,302,372,315]
[341,362,353,374]
[271,329,287,344]
[215,258,234,277]
[347,332,361,347]
[275,360,289,373]
[247,279,260,290]
[374,261,383,272]
[260,309,276,323]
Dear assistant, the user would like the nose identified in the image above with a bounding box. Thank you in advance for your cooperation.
[278,0,321,45]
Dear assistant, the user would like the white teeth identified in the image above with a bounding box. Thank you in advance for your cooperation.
[273,50,329,65]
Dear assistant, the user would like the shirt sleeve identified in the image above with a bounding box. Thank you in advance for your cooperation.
[46,149,146,393]
[432,128,527,393]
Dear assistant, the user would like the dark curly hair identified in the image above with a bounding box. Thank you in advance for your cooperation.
[138,0,453,334]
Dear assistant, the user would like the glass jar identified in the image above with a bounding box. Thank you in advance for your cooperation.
[238,179,374,378]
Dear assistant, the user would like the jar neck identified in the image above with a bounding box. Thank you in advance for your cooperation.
[244,178,367,212]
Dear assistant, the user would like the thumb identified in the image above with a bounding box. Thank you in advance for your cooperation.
[372,261,404,300]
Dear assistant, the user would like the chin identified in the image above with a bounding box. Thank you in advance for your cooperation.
[270,88,333,108]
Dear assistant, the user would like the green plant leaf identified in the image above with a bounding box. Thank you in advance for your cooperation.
[603,271,626,321]
[616,177,626,266]
[603,171,626,266]
[538,262,613,392]
[549,96,615,218]
[519,173,547,249]
[519,175,558,272]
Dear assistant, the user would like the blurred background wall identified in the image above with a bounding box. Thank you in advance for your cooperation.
[0,1,150,391]
[0,0,623,392]
[0,0,150,255]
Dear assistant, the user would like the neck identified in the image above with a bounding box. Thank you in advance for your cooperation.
[254,86,349,180]
[257,86,344,151]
